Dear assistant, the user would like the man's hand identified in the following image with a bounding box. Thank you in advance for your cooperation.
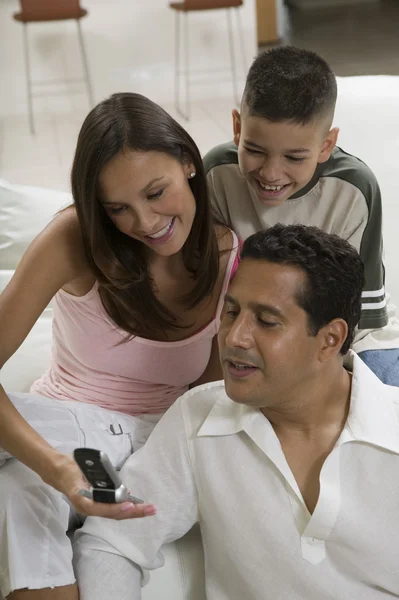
[43,451,157,520]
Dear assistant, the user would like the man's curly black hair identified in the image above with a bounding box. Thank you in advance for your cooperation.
[241,224,364,354]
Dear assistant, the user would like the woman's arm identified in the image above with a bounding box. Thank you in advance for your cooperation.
[0,211,153,519]
[0,213,78,466]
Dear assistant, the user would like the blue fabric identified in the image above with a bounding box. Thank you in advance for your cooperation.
[358,349,399,387]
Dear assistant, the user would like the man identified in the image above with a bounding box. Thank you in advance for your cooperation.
[75,224,399,599]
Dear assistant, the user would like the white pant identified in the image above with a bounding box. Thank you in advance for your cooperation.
[0,392,161,598]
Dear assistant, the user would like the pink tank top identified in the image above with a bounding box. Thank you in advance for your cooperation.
[31,231,240,416]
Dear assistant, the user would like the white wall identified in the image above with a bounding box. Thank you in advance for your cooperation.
[276,0,287,38]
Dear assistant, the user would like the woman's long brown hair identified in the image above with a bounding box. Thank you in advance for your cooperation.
[71,93,220,336]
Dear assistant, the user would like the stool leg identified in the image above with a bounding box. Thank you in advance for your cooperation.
[227,9,239,107]
[22,23,35,135]
[175,10,181,117]
[235,6,247,78]
[76,19,94,108]
[184,11,190,120]
[176,11,190,121]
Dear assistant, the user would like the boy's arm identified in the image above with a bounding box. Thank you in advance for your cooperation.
[74,398,199,598]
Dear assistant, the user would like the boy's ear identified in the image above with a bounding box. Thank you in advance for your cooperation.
[317,127,339,163]
[232,109,241,147]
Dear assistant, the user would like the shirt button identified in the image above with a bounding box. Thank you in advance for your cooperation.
[301,536,326,565]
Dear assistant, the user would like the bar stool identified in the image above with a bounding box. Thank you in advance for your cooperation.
[13,0,94,134]
[169,0,247,120]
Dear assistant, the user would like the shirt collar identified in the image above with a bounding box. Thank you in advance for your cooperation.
[197,391,256,437]
[198,351,399,455]
[341,351,399,453]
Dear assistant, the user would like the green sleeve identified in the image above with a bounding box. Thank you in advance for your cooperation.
[206,170,229,225]
[357,178,387,329]
[336,154,388,330]
[203,142,238,228]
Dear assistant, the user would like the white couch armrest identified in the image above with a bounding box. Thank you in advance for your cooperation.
[143,526,205,600]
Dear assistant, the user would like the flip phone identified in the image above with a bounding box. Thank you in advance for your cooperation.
[73,447,143,504]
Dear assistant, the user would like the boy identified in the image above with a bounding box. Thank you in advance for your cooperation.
[204,46,399,385]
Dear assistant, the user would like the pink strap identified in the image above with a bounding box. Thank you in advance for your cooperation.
[229,237,243,281]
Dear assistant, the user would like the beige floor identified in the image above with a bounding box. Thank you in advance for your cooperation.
[0,0,256,190]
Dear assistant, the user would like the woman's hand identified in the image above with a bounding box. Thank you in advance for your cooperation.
[43,451,157,520]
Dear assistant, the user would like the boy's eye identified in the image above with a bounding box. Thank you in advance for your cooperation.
[110,206,127,215]
[286,156,306,162]
[147,189,164,201]
[244,147,262,155]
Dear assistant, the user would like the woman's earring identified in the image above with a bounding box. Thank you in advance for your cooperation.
[189,171,196,179]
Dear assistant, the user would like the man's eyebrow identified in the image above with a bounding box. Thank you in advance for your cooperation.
[224,295,284,319]
[249,302,284,319]
[224,294,238,305]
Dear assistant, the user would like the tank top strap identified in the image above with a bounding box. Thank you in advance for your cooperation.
[214,229,240,326]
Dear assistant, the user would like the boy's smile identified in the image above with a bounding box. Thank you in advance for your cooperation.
[233,109,338,207]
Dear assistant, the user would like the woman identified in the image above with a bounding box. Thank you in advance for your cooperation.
[0,93,239,600]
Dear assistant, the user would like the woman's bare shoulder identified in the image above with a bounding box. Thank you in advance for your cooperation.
[43,206,90,279]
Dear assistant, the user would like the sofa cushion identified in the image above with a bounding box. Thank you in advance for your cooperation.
[142,525,205,600]
[334,76,399,304]
[0,270,53,393]
[0,180,69,392]
[0,178,71,270]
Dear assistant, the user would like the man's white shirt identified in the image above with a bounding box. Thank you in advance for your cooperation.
[79,352,399,599]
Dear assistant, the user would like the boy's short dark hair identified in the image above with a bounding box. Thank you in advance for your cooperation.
[241,224,364,355]
[243,46,337,126]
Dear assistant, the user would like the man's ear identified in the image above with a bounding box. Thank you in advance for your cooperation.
[317,127,339,164]
[318,318,348,361]
[232,109,241,147]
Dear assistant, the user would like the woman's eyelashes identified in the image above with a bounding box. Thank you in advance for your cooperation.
[107,188,166,215]
[110,205,127,215]
[147,188,165,201]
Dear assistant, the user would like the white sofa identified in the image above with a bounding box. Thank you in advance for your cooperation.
[1,75,399,597]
